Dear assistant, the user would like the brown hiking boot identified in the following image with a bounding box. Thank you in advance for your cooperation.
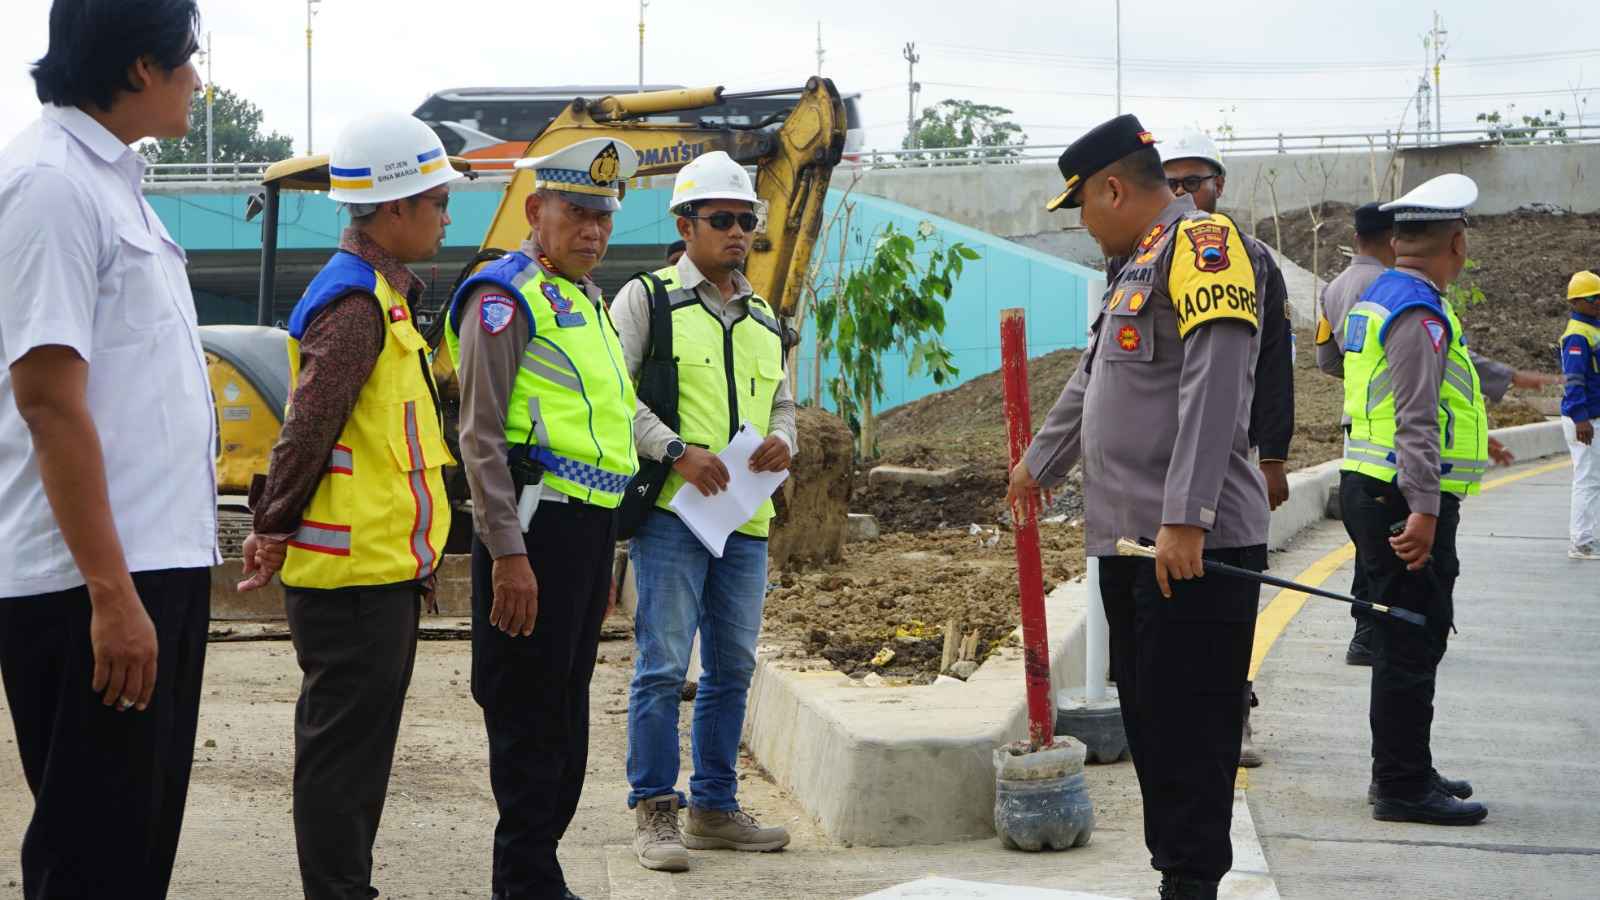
[633,795,689,872]
[682,806,791,852]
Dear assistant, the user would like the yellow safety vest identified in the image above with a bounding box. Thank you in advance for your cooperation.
[446,252,638,507]
[281,252,453,589]
[1341,269,1489,494]
[648,266,786,538]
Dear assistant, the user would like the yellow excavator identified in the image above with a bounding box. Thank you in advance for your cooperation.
[202,78,847,552]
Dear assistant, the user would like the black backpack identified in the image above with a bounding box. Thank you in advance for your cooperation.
[615,272,678,540]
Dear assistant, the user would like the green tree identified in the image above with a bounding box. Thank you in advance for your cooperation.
[813,221,976,455]
[905,99,1026,160]
[141,86,295,165]
[1475,105,1570,144]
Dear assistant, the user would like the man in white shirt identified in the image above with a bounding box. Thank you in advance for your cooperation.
[0,2,224,896]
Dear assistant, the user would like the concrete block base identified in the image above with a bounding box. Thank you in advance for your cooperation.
[867,464,961,489]
[847,513,881,542]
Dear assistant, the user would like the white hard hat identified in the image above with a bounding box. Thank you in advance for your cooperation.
[1158,129,1226,175]
[328,112,462,205]
[669,150,761,215]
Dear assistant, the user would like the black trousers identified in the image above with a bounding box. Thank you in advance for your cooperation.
[471,500,614,900]
[1099,545,1265,883]
[285,584,421,900]
[0,567,209,899]
[1339,472,1460,798]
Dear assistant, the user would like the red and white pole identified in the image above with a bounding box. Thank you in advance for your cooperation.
[1000,308,1053,750]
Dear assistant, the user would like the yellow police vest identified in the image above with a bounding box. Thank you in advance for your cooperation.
[648,266,786,538]
[1341,270,1488,494]
[446,252,638,508]
[281,252,454,590]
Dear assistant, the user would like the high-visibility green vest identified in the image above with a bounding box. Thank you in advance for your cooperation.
[650,266,786,538]
[1341,269,1488,494]
[446,252,638,508]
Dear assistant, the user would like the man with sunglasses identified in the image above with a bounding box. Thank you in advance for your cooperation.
[609,150,795,872]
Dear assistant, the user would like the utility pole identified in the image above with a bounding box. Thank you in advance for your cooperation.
[1425,10,1447,142]
[903,42,921,149]
[816,21,825,75]
[638,0,649,94]
[1416,76,1432,147]
[306,0,320,155]
[202,32,214,174]
[1114,0,1122,115]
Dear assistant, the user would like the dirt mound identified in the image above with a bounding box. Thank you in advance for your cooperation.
[763,526,1086,682]
[1260,205,1596,373]
[769,408,854,570]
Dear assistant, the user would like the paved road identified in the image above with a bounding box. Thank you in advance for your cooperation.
[1249,460,1600,899]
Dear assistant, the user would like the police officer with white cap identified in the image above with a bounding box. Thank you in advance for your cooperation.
[446,137,642,899]
[1339,173,1491,826]
[1010,114,1268,900]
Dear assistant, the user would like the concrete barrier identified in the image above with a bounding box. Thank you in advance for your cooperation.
[208,555,475,619]
[742,577,1092,847]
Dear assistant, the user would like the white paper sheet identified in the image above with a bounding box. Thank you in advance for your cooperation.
[668,422,789,557]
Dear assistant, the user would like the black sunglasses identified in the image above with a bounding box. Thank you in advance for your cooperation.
[686,211,760,232]
[1167,174,1218,193]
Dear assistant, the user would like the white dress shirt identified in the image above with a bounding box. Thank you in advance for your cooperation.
[0,105,220,598]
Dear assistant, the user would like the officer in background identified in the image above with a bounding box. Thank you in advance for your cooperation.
[447,138,642,900]
[1318,203,1551,665]
[1145,129,1292,769]
[1339,174,1489,826]
[1008,115,1268,900]
[237,112,459,897]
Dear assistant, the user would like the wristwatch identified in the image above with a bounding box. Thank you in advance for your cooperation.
[664,439,686,462]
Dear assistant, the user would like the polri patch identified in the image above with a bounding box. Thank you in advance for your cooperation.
[480,295,515,335]
[1422,317,1447,351]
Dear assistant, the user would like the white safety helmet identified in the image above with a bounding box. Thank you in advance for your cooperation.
[669,150,764,218]
[1158,129,1226,176]
[327,112,462,205]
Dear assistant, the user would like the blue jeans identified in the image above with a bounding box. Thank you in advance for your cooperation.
[626,510,768,811]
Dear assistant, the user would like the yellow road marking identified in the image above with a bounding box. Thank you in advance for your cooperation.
[1240,457,1573,779]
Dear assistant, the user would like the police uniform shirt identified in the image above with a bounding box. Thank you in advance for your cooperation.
[0,105,220,598]
[1024,194,1269,554]
[610,254,798,462]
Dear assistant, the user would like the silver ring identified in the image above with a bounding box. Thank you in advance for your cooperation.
[117,697,134,710]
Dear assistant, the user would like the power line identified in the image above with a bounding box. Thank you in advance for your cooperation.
[918,80,1593,106]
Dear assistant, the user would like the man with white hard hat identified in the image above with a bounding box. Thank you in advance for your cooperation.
[446,137,642,899]
[609,149,795,872]
[1127,128,1293,769]
[1340,173,1491,826]
[237,110,459,896]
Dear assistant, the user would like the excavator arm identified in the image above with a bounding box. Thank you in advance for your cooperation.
[481,78,847,317]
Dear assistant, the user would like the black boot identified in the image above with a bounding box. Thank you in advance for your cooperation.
[1372,783,1487,825]
[1368,769,1472,804]
[1345,616,1375,666]
[1159,873,1219,900]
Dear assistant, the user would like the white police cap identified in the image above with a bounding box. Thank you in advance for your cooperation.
[1380,173,1479,223]
[515,138,640,211]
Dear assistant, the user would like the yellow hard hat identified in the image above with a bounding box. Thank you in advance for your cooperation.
[1569,270,1600,301]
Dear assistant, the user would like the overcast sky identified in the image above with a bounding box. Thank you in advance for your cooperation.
[2,0,1598,154]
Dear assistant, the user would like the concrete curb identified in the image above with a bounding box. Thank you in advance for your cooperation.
[742,577,1092,847]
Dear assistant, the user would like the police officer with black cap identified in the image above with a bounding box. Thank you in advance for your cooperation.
[1008,114,1268,900]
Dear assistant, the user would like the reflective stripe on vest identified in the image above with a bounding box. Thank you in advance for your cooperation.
[282,253,453,589]
[445,252,638,508]
[646,265,785,538]
[1340,270,1489,495]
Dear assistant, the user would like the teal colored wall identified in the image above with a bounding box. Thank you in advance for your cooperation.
[150,185,1095,408]
[794,191,1097,409]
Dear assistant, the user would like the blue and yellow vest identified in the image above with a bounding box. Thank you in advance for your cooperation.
[281,251,453,590]
[1559,312,1600,421]
[649,266,786,538]
[445,253,638,508]
[1341,269,1489,494]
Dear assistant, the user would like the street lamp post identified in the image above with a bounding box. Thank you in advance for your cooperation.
[637,0,649,94]
[307,0,321,154]
[202,32,214,176]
